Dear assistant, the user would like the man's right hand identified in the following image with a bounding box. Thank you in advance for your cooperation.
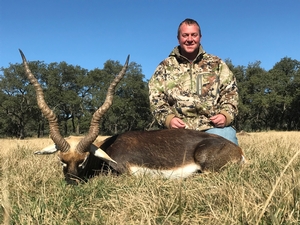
[170,117,186,129]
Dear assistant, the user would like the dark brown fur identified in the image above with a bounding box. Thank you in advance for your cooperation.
[100,129,244,174]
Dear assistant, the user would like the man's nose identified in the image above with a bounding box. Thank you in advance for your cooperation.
[187,35,193,41]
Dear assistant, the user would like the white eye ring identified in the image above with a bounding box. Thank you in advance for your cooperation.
[58,156,67,168]
[61,161,67,168]
[79,156,89,169]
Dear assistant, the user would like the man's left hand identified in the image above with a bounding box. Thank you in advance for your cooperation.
[209,114,226,127]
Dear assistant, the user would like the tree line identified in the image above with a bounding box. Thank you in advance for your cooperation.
[0,59,152,139]
[0,56,299,139]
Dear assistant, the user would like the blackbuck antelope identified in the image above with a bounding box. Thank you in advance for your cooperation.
[20,49,246,185]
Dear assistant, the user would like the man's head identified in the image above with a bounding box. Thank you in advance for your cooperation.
[177,18,202,60]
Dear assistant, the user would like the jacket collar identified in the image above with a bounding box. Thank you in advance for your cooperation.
[169,45,206,63]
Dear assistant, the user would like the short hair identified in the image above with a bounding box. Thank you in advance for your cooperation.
[177,18,201,38]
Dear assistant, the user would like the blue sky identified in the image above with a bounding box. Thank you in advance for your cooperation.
[1,0,299,80]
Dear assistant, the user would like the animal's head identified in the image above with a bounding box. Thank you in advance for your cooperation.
[19,49,129,184]
[35,136,116,184]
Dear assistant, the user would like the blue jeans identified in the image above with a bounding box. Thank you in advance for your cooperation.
[205,126,239,145]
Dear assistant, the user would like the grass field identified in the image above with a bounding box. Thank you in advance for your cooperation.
[1,132,299,225]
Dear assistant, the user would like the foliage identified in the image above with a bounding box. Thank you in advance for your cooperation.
[89,60,152,135]
[0,62,45,138]
[0,58,151,138]
[0,56,300,138]
[230,57,300,131]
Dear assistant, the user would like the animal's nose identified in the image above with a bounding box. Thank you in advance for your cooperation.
[65,177,80,185]
[65,174,85,185]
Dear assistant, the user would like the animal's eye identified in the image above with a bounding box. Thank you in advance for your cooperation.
[58,156,67,168]
[78,156,88,169]
[60,161,67,168]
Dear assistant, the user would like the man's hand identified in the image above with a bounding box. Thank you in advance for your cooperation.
[170,117,186,129]
[210,114,226,127]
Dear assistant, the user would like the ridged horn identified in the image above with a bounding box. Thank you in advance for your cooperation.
[19,49,70,152]
[76,55,130,153]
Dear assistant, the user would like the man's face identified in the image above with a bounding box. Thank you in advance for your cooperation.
[178,23,201,59]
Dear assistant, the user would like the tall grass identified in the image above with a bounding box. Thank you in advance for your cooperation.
[1,132,299,225]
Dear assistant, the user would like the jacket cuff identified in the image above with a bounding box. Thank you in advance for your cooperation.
[165,114,176,129]
[220,110,232,126]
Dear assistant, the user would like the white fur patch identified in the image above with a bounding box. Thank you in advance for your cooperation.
[34,144,57,154]
[241,155,247,164]
[129,163,201,179]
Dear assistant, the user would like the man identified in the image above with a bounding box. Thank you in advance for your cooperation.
[148,18,239,145]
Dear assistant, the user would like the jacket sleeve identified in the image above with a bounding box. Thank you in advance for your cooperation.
[148,62,176,128]
[217,60,239,126]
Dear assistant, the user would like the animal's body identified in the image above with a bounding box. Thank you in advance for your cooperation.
[101,129,245,177]
[19,49,245,184]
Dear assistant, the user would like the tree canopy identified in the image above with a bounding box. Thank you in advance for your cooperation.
[0,56,299,138]
[0,59,152,138]
[229,57,300,131]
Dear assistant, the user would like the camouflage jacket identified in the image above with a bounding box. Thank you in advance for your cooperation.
[148,45,238,131]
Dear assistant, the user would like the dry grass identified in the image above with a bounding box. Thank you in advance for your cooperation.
[1,132,299,225]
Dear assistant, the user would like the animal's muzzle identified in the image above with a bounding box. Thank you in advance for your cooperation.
[65,174,86,185]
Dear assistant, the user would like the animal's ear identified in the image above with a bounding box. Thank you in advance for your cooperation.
[90,148,117,164]
[34,144,58,155]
